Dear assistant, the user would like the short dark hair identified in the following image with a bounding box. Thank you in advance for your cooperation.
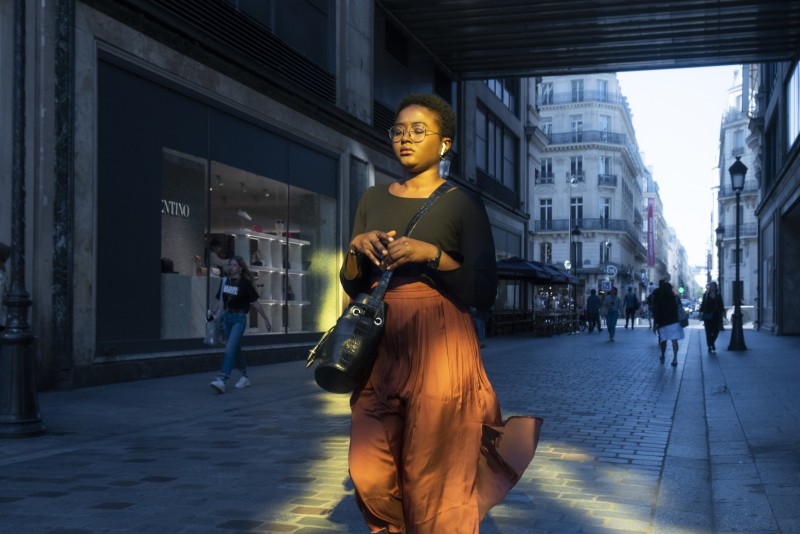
[396,93,456,140]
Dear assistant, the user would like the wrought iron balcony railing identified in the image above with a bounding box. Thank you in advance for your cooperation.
[546,130,627,145]
[538,90,624,106]
[598,174,618,187]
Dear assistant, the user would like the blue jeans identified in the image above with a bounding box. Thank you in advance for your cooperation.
[606,310,619,339]
[219,312,247,380]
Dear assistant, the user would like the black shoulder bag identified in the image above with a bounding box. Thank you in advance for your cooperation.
[307,182,452,393]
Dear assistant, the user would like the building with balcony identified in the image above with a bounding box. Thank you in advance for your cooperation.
[716,68,760,314]
[532,74,661,302]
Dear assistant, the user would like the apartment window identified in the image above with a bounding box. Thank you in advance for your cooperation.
[540,158,553,181]
[541,119,552,136]
[734,129,745,149]
[599,114,610,139]
[476,106,518,190]
[600,197,611,220]
[571,79,584,102]
[597,79,608,101]
[540,82,554,105]
[539,198,553,228]
[599,156,611,175]
[570,156,584,180]
[571,197,583,225]
[570,114,583,142]
[540,241,552,264]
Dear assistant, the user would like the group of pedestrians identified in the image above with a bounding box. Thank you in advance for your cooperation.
[585,286,640,342]
[585,278,726,367]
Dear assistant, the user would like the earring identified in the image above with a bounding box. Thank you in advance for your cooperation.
[439,145,446,159]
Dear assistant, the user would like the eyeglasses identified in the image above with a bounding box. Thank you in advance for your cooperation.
[387,125,441,143]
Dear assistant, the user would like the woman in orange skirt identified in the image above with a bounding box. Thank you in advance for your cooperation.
[342,93,542,532]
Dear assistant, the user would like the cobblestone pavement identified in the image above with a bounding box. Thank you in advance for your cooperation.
[1,320,798,533]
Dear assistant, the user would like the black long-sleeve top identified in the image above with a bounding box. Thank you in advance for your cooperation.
[653,291,680,326]
[700,292,725,321]
[340,185,498,310]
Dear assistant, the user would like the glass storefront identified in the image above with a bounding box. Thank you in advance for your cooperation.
[98,57,339,355]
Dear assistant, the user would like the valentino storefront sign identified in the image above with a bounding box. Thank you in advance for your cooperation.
[161,199,190,217]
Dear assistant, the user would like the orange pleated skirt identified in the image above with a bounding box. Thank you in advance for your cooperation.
[348,280,542,533]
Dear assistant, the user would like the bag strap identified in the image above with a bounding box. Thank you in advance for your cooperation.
[371,181,453,300]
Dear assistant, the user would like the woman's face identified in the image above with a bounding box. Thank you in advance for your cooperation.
[228,260,241,275]
[391,104,450,174]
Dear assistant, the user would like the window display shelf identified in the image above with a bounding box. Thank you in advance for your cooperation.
[231,229,310,333]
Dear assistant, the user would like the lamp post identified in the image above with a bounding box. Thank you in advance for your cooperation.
[570,225,582,332]
[715,223,725,331]
[1,0,45,437]
[715,223,725,301]
[727,157,747,351]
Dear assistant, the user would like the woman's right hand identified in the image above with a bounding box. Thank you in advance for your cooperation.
[350,230,397,266]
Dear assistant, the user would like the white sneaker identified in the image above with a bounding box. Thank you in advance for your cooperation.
[234,376,251,389]
[210,378,225,393]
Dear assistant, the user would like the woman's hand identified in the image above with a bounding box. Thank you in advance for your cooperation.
[350,230,397,266]
[382,236,438,270]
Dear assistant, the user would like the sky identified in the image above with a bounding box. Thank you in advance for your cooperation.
[617,66,738,268]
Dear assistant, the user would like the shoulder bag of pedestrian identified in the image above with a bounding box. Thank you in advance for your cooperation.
[307,182,452,394]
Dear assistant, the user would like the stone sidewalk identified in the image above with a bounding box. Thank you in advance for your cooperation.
[0,321,798,533]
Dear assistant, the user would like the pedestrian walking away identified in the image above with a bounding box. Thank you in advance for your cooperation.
[585,289,603,333]
[341,92,542,532]
[623,286,639,329]
[206,256,272,393]
[652,281,684,365]
[601,286,623,341]
[649,279,667,344]
[699,281,725,352]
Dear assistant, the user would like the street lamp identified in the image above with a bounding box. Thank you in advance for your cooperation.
[727,156,747,351]
[715,223,725,331]
[570,225,582,333]
[0,0,45,437]
[715,223,725,301]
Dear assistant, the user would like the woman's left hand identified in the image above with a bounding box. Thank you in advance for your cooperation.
[381,237,436,270]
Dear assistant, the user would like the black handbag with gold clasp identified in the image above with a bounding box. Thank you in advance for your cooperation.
[307,182,452,393]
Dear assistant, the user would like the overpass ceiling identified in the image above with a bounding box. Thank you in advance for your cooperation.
[377,0,800,79]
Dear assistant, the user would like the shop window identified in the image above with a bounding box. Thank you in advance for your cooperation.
[159,153,336,339]
[98,58,338,354]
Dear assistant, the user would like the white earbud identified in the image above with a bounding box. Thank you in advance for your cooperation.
[440,144,446,156]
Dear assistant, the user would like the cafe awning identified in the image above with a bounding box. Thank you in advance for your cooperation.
[540,264,580,285]
[496,257,578,285]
